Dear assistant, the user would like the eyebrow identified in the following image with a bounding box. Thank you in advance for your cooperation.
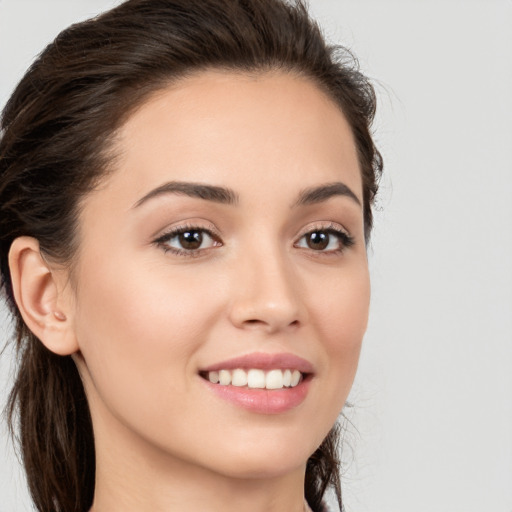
[132,180,360,210]
[294,182,361,207]
[132,181,239,208]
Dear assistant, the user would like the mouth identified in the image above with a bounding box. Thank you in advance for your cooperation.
[199,368,307,390]
[198,353,313,414]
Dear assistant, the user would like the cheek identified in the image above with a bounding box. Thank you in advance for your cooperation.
[71,255,224,416]
[306,260,370,419]
[327,266,369,369]
[311,256,370,345]
[76,253,217,345]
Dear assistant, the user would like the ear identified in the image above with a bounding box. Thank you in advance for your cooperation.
[8,236,79,356]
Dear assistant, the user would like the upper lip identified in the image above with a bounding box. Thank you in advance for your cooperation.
[200,352,314,374]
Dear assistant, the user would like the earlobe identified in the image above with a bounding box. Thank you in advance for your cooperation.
[8,236,78,356]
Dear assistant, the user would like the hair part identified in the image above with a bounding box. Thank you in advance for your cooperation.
[0,1,382,511]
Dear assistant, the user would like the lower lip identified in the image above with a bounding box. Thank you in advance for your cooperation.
[202,377,311,414]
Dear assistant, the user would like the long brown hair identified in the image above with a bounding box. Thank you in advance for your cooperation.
[0,1,382,510]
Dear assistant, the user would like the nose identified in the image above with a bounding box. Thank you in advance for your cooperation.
[227,246,305,334]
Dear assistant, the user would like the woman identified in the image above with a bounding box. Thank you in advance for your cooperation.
[0,0,382,511]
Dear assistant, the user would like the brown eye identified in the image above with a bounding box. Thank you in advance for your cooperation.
[157,227,220,254]
[178,230,203,250]
[305,231,329,250]
[295,227,354,253]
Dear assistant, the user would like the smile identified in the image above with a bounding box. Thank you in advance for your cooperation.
[199,353,313,414]
[203,368,303,389]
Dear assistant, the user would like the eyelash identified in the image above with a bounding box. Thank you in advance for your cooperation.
[294,223,355,255]
[153,223,355,258]
[154,224,222,257]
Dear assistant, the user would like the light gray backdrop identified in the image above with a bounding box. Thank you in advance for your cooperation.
[1,1,511,511]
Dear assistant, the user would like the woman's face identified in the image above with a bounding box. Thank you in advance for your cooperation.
[69,70,370,480]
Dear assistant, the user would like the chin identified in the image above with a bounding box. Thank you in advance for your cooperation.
[194,428,321,480]
[212,453,308,481]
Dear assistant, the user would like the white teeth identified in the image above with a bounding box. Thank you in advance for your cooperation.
[219,369,231,386]
[232,368,248,387]
[247,369,266,388]
[265,369,283,389]
[206,369,303,390]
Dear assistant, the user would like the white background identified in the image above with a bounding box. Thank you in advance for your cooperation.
[1,1,511,511]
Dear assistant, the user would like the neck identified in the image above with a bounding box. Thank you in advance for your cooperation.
[89,400,308,512]
[92,454,307,512]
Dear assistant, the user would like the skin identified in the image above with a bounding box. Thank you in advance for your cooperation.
[11,70,370,512]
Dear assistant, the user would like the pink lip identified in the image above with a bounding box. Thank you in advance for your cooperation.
[200,352,314,373]
[200,352,314,415]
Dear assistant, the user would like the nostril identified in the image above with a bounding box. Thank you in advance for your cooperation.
[242,319,267,329]
[242,318,300,329]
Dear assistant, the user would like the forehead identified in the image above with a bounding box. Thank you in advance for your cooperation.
[96,70,362,208]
